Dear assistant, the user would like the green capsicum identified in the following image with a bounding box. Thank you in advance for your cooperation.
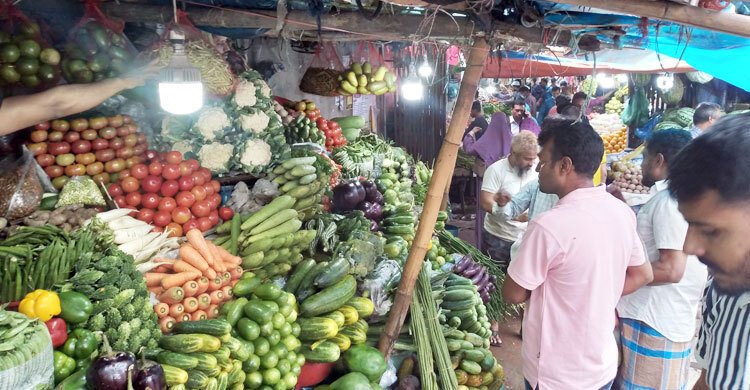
[58,291,93,324]
[55,366,88,390]
[53,350,77,383]
[61,328,99,360]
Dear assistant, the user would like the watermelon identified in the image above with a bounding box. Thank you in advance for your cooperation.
[654,121,684,131]
[663,77,685,105]
[673,107,695,128]
[632,74,652,87]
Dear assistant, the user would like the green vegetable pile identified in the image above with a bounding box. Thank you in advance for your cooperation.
[0,306,50,371]
[269,153,333,220]
[413,160,432,206]
[0,225,93,302]
[332,133,392,178]
[62,20,133,83]
[284,114,326,146]
[63,221,161,353]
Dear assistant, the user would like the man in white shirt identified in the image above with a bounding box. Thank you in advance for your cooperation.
[509,100,528,136]
[689,102,722,138]
[480,130,539,269]
[616,129,708,389]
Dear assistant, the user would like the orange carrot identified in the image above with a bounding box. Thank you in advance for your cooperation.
[196,277,210,295]
[161,272,201,290]
[220,286,233,300]
[229,266,243,280]
[173,260,198,274]
[159,316,176,333]
[158,287,185,305]
[179,313,192,322]
[230,279,238,288]
[186,229,216,268]
[168,303,185,318]
[179,244,210,273]
[208,277,223,291]
[211,243,228,273]
[150,286,165,297]
[182,280,199,297]
[183,297,199,313]
[153,264,173,273]
[191,310,207,321]
[216,245,242,266]
[209,290,224,305]
[144,273,168,288]
[196,293,211,310]
[206,304,220,319]
[154,303,170,318]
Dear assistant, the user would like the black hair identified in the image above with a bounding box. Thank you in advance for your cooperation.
[538,117,604,176]
[551,86,561,93]
[512,99,526,108]
[693,102,722,125]
[572,92,587,102]
[557,103,581,118]
[669,112,750,203]
[541,78,549,84]
[555,95,571,107]
[471,101,481,112]
[645,129,692,164]
[560,81,568,87]
[519,86,531,93]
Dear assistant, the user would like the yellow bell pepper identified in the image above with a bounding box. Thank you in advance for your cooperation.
[19,289,61,321]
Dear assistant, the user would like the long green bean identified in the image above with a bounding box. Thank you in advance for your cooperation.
[417,265,458,389]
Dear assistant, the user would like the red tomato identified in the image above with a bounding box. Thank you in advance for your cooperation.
[153,210,172,227]
[179,161,193,176]
[196,217,213,232]
[142,193,161,209]
[162,164,181,180]
[209,180,221,194]
[207,193,223,209]
[35,122,50,131]
[114,195,127,208]
[121,177,140,193]
[203,183,214,196]
[130,164,148,179]
[218,207,234,221]
[190,185,207,201]
[185,159,200,172]
[191,200,211,218]
[165,151,183,165]
[136,209,155,223]
[325,138,334,147]
[36,154,55,167]
[208,210,219,226]
[160,180,179,197]
[118,169,131,179]
[178,175,195,191]
[125,192,142,207]
[198,168,212,182]
[145,149,158,161]
[191,171,206,186]
[158,197,177,212]
[147,161,163,176]
[182,219,199,233]
[108,183,124,197]
[165,223,183,238]
[152,226,164,233]
[171,206,192,224]
[175,191,196,208]
[141,175,163,193]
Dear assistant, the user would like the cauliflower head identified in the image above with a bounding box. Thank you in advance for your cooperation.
[233,79,258,108]
[198,142,235,174]
[254,79,272,99]
[240,139,272,170]
[240,110,271,134]
[171,140,194,157]
[195,107,231,141]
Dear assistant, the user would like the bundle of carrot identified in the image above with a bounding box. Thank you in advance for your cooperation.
[144,229,244,333]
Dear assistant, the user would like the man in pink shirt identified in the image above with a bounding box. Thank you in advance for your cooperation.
[503,118,654,390]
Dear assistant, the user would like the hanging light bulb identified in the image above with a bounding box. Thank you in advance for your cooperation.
[595,73,615,89]
[159,29,203,115]
[656,73,674,91]
[483,84,497,95]
[401,76,424,101]
[418,62,432,78]
[615,74,628,84]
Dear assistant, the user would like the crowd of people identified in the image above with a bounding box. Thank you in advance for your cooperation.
[460,79,750,389]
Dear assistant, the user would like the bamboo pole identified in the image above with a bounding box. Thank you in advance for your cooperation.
[378,36,489,357]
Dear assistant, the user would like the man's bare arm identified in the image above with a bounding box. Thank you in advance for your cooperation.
[622,261,654,296]
[650,249,688,285]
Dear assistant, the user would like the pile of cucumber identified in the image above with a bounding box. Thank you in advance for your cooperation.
[214,195,317,280]
[269,156,331,221]
[284,114,326,146]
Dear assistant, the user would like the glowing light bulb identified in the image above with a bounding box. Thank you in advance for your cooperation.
[401,78,424,101]
[159,82,204,115]
[418,62,432,78]
[596,73,615,89]
[656,74,674,91]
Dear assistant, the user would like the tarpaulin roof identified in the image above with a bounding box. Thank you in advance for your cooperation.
[482,49,693,78]
[535,2,750,91]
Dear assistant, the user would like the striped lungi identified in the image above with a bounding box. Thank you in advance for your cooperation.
[616,318,692,390]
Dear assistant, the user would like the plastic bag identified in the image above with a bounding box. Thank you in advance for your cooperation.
[62,0,137,84]
[299,42,344,96]
[0,328,54,390]
[0,138,42,221]
[56,175,106,207]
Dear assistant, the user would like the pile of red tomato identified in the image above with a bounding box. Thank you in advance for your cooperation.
[107,151,233,237]
[27,115,148,189]
[315,118,347,152]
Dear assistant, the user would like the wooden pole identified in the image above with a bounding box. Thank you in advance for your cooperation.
[378,36,489,357]
[552,0,750,38]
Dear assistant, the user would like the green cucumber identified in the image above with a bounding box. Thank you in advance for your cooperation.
[173,319,232,336]
[249,209,298,236]
[443,289,476,302]
[300,275,357,317]
[241,195,296,231]
[290,165,316,177]
[314,257,351,288]
[296,261,329,300]
[299,173,318,185]
[285,259,316,294]
[282,156,317,170]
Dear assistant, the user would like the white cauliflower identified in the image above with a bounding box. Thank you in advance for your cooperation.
[171,140,194,156]
[197,142,234,173]
[240,111,270,134]
[255,80,272,99]
[194,107,231,141]
[233,80,257,108]
[240,139,272,169]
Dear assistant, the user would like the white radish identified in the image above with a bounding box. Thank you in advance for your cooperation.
[108,216,147,231]
[96,208,136,223]
[133,231,171,263]
[118,232,160,255]
[113,225,154,245]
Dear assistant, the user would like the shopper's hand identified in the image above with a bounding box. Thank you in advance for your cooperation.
[469,127,482,136]
[514,213,529,223]
[494,190,512,207]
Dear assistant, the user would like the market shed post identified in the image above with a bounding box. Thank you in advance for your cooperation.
[378,36,489,357]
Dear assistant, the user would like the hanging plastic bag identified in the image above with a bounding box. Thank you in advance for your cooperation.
[621,86,650,128]
[148,11,236,97]
[62,0,137,84]
[0,1,62,91]
[299,41,345,97]
[0,135,43,220]
[338,41,397,96]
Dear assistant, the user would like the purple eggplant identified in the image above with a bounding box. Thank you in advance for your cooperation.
[462,263,482,278]
[370,220,380,232]
[470,267,487,285]
[487,282,497,293]
[489,274,497,286]
[480,289,491,304]
[372,190,384,205]
[361,180,381,203]
[133,354,166,390]
[454,256,472,273]
[332,181,367,211]
[358,201,383,221]
[86,335,136,390]
[475,270,490,290]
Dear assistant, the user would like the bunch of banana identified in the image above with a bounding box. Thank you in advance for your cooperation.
[337,61,397,96]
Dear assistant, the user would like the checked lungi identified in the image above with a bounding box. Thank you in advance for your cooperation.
[615,318,692,390]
